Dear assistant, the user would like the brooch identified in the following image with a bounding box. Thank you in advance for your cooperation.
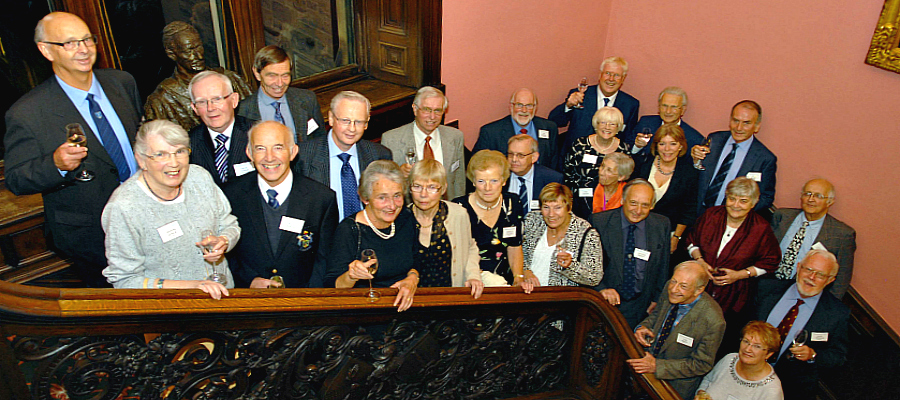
[297,231,313,251]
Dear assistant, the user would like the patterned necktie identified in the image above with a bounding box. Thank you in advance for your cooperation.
[652,304,680,355]
[776,221,809,279]
[703,143,737,208]
[266,189,280,209]
[271,101,285,125]
[622,224,637,300]
[777,299,805,347]
[86,94,131,182]
[214,134,229,183]
[423,136,435,160]
[337,153,361,217]
[518,176,529,215]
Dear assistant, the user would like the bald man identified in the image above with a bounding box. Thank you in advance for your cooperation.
[474,88,561,171]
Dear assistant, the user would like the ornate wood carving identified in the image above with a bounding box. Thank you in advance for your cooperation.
[866,0,900,73]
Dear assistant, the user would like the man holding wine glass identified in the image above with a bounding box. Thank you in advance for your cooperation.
[628,87,705,158]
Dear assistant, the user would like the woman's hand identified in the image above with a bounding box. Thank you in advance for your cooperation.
[712,268,742,286]
[197,235,228,263]
[465,279,484,299]
[556,250,573,269]
[196,280,229,300]
[670,236,679,254]
[694,257,715,279]
[517,270,539,294]
[391,273,418,312]
[347,259,376,280]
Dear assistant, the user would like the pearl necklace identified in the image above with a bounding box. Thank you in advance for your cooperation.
[143,172,181,202]
[474,196,502,210]
[362,209,396,239]
[592,135,617,153]
[656,157,675,176]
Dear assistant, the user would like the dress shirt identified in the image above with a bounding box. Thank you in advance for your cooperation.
[709,135,755,205]
[635,292,701,332]
[413,123,444,166]
[765,283,822,358]
[509,116,537,140]
[327,131,361,220]
[508,166,535,204]
[620,209,648,292]
[779,213,826,277]
[632,120,681,154]
[256,88,297,135]
[206,119,236,152]
[256,170,294,207]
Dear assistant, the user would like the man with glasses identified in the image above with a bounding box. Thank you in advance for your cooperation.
[188,71,256,187]
[757,249,849,400]
[627,86,705,157]
[4,12,142,287]
[762,179,856,299]
[505,134,561,217]
[382,86,466,199]
[474,88,561,171]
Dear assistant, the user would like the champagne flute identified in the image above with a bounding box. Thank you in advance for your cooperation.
[405,147,417,166]
[573,77,588,109]
[790,330,809,359]
[361,249,380,302]
[201,229,228,285]
[693,136,711,170]
[66,123,95,182]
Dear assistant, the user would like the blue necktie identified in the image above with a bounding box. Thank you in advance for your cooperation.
[652,304,680,356]
[518,177,529,215]
[214,134,229,183]
[622,223,637,300]
[337,153,361,217]
[271,101,286,125]
[603,97,610,107]
[266,189,280,209]
[704,143,737,208]
[86,94,130,182]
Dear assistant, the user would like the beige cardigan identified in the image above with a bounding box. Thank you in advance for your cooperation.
[439,201,482,286]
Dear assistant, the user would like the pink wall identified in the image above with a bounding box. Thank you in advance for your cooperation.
[444,1,900,332]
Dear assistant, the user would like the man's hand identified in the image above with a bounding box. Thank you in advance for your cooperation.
[790,344,816,362]
[600,288,621,306]
[391,274,418,312]
[690,144,709,163]
[250,277,281,288]
[626,353,657,374]
[53,142,87,171]
[634,133,652,149]
[565,91,585,109]
[465,279,484,299]
[400,163,412,178]
[646,301,657,315]
[634,326,655,347]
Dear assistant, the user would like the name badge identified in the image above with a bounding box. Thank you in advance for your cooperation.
[676,333,694,347]
[307,118,319,135]
[279,216,306,234]
[538,129,550,139]
[234,162,255,176]
[530,199,540,210]
[811,332,829,342]
[812,242,828,251]
[582,154,598,164]
[746,172,762,182]
[502,226,517,238]
[157,221,183,243]
[727,395,739,400]
[578,188,594,197]
[633,248,651,261]
[451,159,460,172]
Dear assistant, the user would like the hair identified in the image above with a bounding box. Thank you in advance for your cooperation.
[467,150,511,183]
[253,45,290,73]
[330,91,371,116]
[600,56,629,75]
[188,70,234,102]
[651,124,688,158]
[623,178,655,207]
[741,321,781,354]
[674,260,709,289]
[731,100,763,123]
[725,177,760,203]
[658,86,688,107]
[414,86,448,109]
[603,152,635,180]
[805,178,836,200]
[408,159,448,195]
[134,120,190,156]
[591,107,624,133]
[508,134,538,153]
[539,182,573,213]
[34,16,48,43]
[800,249,840,277]
[509,88,538,106]
[359,160,406,202]
[247,120,295,148]
[162,21,198,52]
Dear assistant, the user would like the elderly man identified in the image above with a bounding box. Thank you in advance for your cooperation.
[237,45,327,142]
[627,86,705,157]
[382,86,466,199]
[294,91,392,221]
[224,121,338,289]
[144,21,251,131]
[505,134,562,217]
[757,249,849,400]
[549,56,640,153]
[474,88,561,170]
[630,261,726,400]
[692,100,777,217]
[187,71,256,186]
[590,179,671,328]
[4,12,142,287]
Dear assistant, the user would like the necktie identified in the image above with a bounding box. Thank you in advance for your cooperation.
[423,136,435,160]
[271,101,285,125]
[652,304,680,355]
[603,98,610,107]
[776,221,809,279]
[214,134,229,183]
[520,128,528,135]
[622,224,637,300]
[518,176,529,215]
[266,189,280,209]
[86,94,130,182]
[777,299,805,347]
[337,153,361,217]
[703,143,737,208]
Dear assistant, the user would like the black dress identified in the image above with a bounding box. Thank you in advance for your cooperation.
[451,193,523,284]
[324,209,416,288]
[412,202,453,287]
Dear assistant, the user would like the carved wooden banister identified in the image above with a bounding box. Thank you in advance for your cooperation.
[0,280,681,400]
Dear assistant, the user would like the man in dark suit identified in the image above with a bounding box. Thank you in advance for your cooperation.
[692,100,777,217]
[758,249,849,400]
[627,86,705,157]
[188,70,256,186]
[236,45,327,143]
[293,91,392,221]
[590,179,671,328]
[763,179,856,300]
[505,134,563,216]
[474,88,561,171]
[629,261,726,400]
[224,121,338,288]
[4,12,142,287]
[548,56,640,153]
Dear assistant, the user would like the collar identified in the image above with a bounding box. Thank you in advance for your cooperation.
[619,208,646,230]
[257,170,294,201]
[413,122,440,145]
[785,283,823,310]
[725,133,756,149]
[257,87,283,105]
[509,115,535,131]
[796,212,826,228]
[599,89,620,106]
[513,165,535,182]
[207,118,236,139]
[56,73,102,105]
[327,129,359,158]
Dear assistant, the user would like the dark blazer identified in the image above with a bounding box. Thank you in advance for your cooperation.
[4,69,142,273]
[474,115,561,171]
[767,209,856,299]
[757,285,849,400]
[223,171,338,288]
[548,85,640,151]
[508,164,563,213]
[236,87,327,142]
[633,155,699,228]
[188,115,255,186]
[626,115,705,157]
[696,131,777,214]
[292,135,392,186]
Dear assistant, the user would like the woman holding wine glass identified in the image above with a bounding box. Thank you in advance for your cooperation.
[325,160,420,312]
[695,321,784,400]
[101,120,238,300]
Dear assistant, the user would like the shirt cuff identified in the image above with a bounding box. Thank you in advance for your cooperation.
[751,267,767,277]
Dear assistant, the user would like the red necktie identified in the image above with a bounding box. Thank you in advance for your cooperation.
[423,136,435,160]
[777,299,804,345]
[520,128,527,135]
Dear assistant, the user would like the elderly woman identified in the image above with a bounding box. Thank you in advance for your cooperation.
[590,152,634,213]
[102,120,238,300]
[564,107,631,218]
[409,159,484,298]
[452,150,531,292]
[325,160,419,311]
[521,183,603,288]
[695,321,784,400]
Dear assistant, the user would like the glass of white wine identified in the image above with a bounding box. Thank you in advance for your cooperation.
[201,229,228,286]
[361,249,380,302]
[694,136,711,170]
[65,123,95,182]
[573,77,589,109]
[405,147,417,166]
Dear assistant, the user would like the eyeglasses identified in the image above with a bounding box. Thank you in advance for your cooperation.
[43,35,98,51]
[511,102,535,110]
[335,118,367,127]
[508,151,534,160]
[798,266,834,281]
[193,93,234,109]
[416,106,445,115]
[595,121,618,128]
[143,148,191,161]
[740,338,767,351]
[410,184,442,194]
[801,191,831,200]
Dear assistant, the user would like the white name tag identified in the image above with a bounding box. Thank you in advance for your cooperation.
[538,129,550,139]
[502,226,517,238]
[811,332,829,342]
[234,161,255,176]
[279,216,306,234]
[157,221,183,243]
[676,333,694,347]
[582,154,598,164]
[633,248,651,261]
[812,242,828,251]
[451,159,460,172]
[578,188,594,197]
[307,118,319,135]
[530,199,540,210]
[746,172,762,182]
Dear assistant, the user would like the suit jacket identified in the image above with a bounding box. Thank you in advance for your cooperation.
[757,285,849,400]
[474,115,561,171]
[696,131,777,215]
[381,122,466,199]
[223,172,338,288]
[236,87,327,142]
[548,85,640,151]
[4,69,142,270]
[769,209,856,299]
[292,135,392,187]
[627,115,705,157]
[189,115,255,186]
[508,164,563,212]
[639,292,726,400]
[634,155,699,228]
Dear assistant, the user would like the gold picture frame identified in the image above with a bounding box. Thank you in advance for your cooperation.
[867,0,900,73]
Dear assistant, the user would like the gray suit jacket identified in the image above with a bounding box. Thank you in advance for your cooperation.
[237,87,327,142]
[292,135,393,187]
[381,122,466,199]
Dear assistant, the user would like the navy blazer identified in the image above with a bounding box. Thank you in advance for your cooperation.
[507,164,563,212]
[633,155,699,228]
[188,115,256,187]
[474,115,561,171]
[236,87,327,142]
[626,115,705,157]
[292,135,392,187]
[548,85,640,152]
[696,131,777,215]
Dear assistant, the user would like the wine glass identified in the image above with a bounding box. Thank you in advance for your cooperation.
[66,123,95,182]
[201,229,228,285]
[790,330,809,359]
[405,147,417,166]
[637,127,654,149]
[693,136,712,170]
[573,77,588,109]
[270,271,285,288]
[361,249,380,302]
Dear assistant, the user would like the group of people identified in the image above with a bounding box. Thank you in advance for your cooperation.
[4,12,858,400]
